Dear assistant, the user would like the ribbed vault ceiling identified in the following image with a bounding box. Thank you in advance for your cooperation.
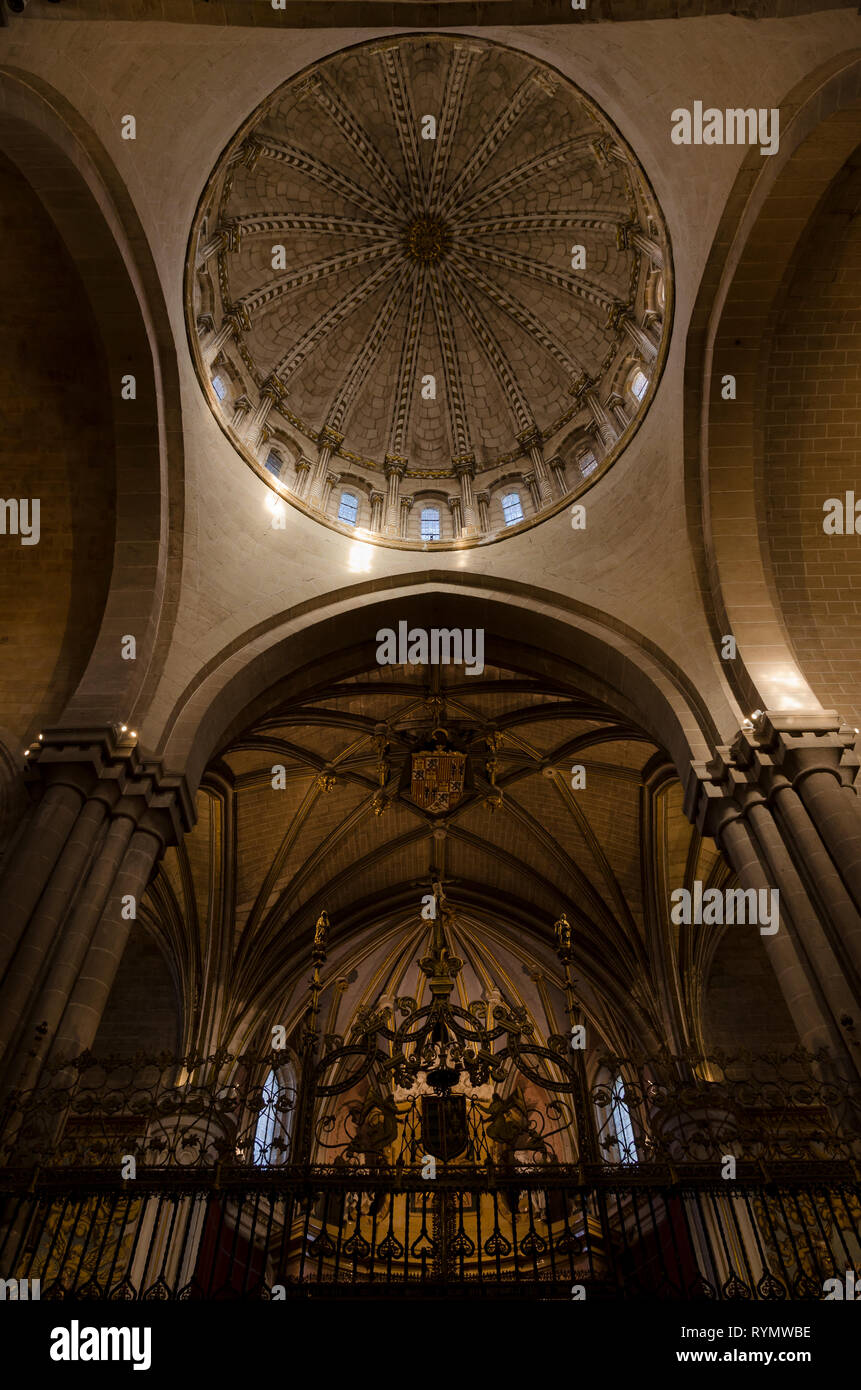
[142,661,727,1057]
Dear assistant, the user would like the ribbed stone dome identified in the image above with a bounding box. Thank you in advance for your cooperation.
[187,34,670,546]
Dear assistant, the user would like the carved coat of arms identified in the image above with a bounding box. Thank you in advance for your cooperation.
[410,749,466,812]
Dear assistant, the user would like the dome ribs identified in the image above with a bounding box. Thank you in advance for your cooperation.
[302,71,412,219]
[449,249,585,379]
[454,134,597,222]
[427,265,473,461]
[256,135,396,222]
[379,43,427,213]
[437,69,550,220]
[388,262,427,461]
[426,45,477,214]
[441,261,535,436]
[273,257,404,383]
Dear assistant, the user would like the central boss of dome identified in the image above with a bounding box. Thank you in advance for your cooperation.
[404,215,451,264]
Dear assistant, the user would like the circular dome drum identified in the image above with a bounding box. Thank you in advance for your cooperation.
[186,34,671,547]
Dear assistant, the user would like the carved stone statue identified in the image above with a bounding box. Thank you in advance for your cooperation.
[554,911,572,951]
[314,910,330,947]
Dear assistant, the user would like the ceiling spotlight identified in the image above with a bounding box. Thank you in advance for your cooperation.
[37,733,42,740]
[120,724,128,732]
[130,730,137,739]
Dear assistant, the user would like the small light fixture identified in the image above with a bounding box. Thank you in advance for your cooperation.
[120,724,128,732]
[129,730,137,739]
[37,733,42,741]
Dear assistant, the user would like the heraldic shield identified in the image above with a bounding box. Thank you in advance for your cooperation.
[421,1094,469,1160]
[410,749,466,812]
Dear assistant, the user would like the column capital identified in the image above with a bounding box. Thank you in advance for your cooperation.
[684,710,860,833]
[220,219,241,254]
[516,426,543,454]
[25,727,196,849]
[369,490,386,506]
[224,303,252,334]
[452,453,476,478]
[236,136,263,170]
[570,371,595,400]
[261,374,287,404]
[475,490,490,505]
[319,424,345,451]
[400,495,415,512]
[384,453,408,478]
[196,313,215,337]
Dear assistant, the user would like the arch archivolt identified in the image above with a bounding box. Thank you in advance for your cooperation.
[148,577,734,797]
[685,51,861,718]
[0,68,185,736]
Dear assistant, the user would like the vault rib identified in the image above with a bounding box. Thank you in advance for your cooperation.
[257,136,397,221]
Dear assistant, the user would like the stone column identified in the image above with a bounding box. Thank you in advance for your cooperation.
[522,473,540,511]
[231,394,253,432]
[475,491,490,533]
[309,426,345,507]
[631,230,663,268]
[447,495,462,539]
[196,220,239,268]
[621,315,658,363]
[369,491,385,535]
[399,494,414,540]
[686,711,861,1077]
[584,390,618,449]
[739,713,861,973]
[292,457,312,499]
[548,456,567,498]
[10,811,137,1091]
[517,428,553,506]
[322,472,341,512]
[453,455,478,534]
[383,455,407,536]
[0,729,193,1093]
[0,794,110,1073]
[0,781,86,980]
[606,392,630,433]
[707,808,844,1060]
[51,826,164,1063]
[245,376,285,452]
[204,306,249,363]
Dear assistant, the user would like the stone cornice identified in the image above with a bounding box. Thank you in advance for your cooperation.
[20,0,853,26]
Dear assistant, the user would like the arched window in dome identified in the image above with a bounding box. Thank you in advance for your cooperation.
[420,506,441,541]
[502,492,524,526]
[265,451,282,479]
[211,373,227,402]
[629,368,648,404]
[579,451,599,479]
[656,273,665,312]
[338,491,359,526]
[253,1066,295,1168]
